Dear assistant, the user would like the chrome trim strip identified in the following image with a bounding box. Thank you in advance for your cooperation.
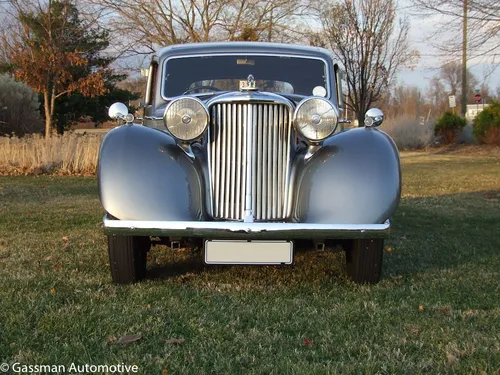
[161,53,332,101]
[206,92,294,107]
[103,215,391,239]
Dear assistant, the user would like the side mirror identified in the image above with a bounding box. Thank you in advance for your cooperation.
[364,108,384,127]
[108,102,134,123]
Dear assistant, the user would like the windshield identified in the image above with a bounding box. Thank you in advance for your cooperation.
[162,55,329,98]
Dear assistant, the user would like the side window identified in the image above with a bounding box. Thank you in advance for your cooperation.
[145,62,158,106]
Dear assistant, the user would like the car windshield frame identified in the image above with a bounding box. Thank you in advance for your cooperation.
[160,53,331,100]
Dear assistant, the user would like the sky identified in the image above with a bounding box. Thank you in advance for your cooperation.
[396,1,500,93]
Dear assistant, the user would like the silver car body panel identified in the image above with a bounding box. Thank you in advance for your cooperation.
[293,127,401,224]
[98,124,206,221]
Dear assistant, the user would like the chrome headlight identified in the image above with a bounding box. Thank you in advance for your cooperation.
[163,97,209,141]
[293,98,339,141]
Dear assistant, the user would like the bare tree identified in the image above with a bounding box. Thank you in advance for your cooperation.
[411,0,499,62]
[428,76,449,114]
[382,84,420,119]
[312,0,418,125]
[85,0,311,56]
[437,61,478,103]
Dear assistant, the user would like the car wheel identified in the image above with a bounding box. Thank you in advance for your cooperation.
[345,239,384,284]
[107,235,150,284]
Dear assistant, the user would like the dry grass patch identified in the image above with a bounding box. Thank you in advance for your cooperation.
[0,133,102,175]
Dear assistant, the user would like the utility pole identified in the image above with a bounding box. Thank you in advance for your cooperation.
[461,0,467,117]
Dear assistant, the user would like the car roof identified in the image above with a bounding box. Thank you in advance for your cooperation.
[155,42,334,61]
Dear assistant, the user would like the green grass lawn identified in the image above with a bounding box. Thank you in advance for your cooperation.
[1,149,499,374]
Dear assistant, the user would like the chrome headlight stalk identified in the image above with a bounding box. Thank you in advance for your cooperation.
[163,96,209,142]
[293,97,339,143]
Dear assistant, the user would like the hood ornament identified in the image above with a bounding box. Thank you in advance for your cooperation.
[240,74,258,91]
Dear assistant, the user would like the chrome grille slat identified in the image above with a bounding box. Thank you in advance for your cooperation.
[267,107,273,219]
[209,101,291,221]
[255,105,262,220]
[220,104,227,217]
[229,104,235,219]
[262,106,269,219]
[276,107,285,217]
[272,105,278,219]
[236,105,242,219]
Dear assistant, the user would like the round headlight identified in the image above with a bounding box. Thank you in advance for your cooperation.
[293,98,339,141]
[163,97,209,141]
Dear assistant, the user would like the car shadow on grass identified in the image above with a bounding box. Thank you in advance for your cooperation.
[384,190,500,278]
[144,241,347,288]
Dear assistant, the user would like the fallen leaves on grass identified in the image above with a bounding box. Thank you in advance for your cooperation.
[446,352,459,365]
[461,309,481,318]
[116,334,142,345]
[480,190,500,202]
[177,273,196,283]
[165,338,185,345]
[303,338,313,347]
[439,305,452,316]
[49,287,56,295]
[407,326,420,336]
[418,305,424,312]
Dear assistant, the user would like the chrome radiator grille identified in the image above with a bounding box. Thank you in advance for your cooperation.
[208,102,292,221]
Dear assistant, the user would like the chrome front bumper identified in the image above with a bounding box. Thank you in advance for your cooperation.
[103,214,390,239]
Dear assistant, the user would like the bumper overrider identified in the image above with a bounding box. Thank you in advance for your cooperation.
[103,214,390,239]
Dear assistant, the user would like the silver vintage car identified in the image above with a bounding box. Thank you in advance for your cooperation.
[99,42,401,284]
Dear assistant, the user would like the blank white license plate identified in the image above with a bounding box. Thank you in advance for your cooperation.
[204,240,293,265]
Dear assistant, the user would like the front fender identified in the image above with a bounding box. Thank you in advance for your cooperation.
[98,124,205,221]
[293,127,401,224]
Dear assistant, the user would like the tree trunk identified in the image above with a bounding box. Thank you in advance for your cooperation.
[43,91,52,138]
[357,103,366,127]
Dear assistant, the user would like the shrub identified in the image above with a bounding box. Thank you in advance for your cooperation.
[0,74,43,136]
[382,116,435,150]
[434,111,466,144]
[473,100,500,145]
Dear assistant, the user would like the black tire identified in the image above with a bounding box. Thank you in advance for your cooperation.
[107,235,150,284]
[345,239,384,284]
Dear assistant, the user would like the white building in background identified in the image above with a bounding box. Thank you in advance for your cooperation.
[466,103,489,121]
